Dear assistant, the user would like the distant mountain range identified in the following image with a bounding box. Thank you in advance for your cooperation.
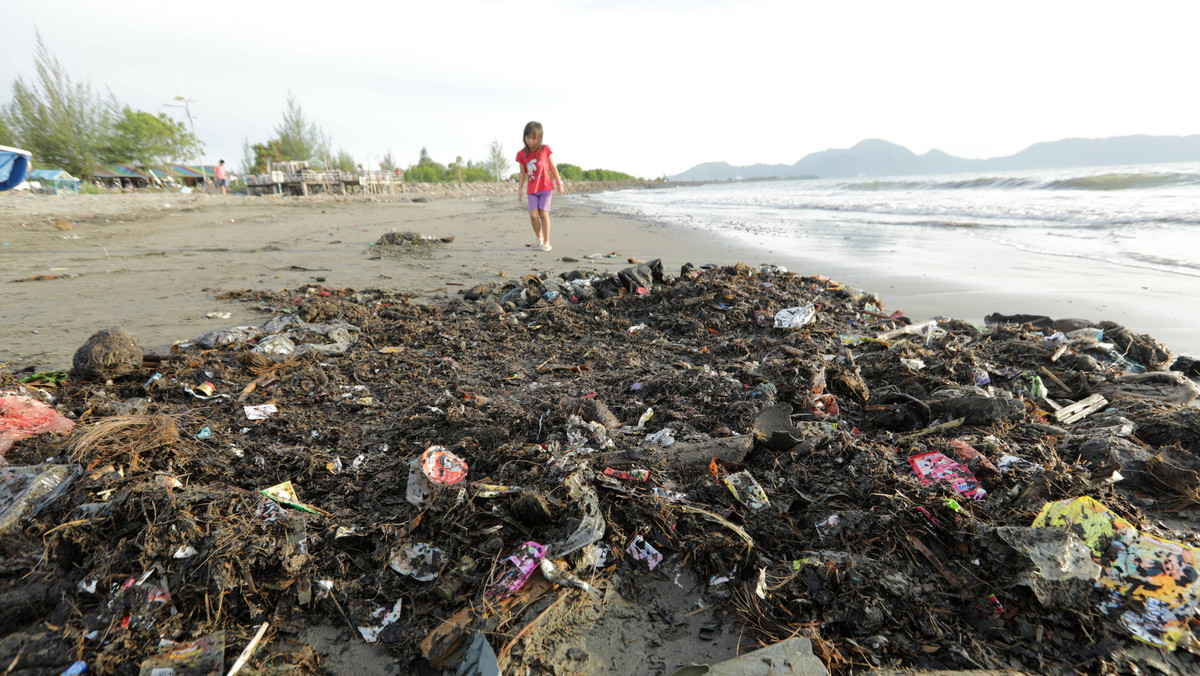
[670,134,1200,181]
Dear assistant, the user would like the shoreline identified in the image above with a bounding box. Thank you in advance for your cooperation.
[584,192,1200,359]
[2,185,1196,371]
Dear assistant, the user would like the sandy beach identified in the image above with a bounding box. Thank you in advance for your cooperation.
[0,186,725,368]
[4,185,1196,372]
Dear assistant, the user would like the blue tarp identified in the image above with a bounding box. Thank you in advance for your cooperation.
[0,146,32,191]
[28,168,80,195]
[29,169,75,181]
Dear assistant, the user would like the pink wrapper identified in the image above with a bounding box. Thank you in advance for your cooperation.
[488,541,546,597]
[909,451,987,500]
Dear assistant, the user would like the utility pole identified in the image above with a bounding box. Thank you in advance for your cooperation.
[166,95,205,188]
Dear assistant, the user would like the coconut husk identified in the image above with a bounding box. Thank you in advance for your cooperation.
[71,327,143,379]
[66,414,179,468]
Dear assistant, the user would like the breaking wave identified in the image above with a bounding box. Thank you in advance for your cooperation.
[594,161,1200,281]
[836,169,1200,192]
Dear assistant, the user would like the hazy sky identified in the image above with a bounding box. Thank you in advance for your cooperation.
[2,1,1198,178]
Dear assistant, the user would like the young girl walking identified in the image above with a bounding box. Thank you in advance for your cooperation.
[516,121,565,251]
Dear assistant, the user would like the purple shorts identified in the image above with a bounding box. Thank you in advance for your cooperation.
[528,190,553,212]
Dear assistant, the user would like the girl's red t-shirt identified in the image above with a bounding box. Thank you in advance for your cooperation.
[516,145,553,194]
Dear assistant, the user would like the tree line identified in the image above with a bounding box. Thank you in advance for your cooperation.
[389,150,642,184]
[1,34,201,178]
[556,164,637,182]
[1,34,645,185]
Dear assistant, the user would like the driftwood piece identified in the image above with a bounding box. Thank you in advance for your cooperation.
[1054,394,1108,425]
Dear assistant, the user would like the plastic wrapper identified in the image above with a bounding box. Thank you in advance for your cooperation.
[774,305,815,328]
[420,446,468,485]
[389,542,447,581]
[407,447,469,507]
[0,392,76,457]
[357,599,404,643]
[538,559,598,596]
[0,464,76,534]
[723,470,770,511]
[138,632,225,676]
[603,467,648,482]
[261,480,328,515]
[488,541,546,598]
[1033,496,1200,649]
[909,451,987,500]
[644,428,676,445]
[243,404,276,421]
[545,472,605,559]
[627,535,663,570]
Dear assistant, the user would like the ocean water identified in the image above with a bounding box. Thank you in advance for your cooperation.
[592,162,1200,279]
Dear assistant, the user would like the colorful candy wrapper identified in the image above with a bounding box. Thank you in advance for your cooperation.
[604,467,648,482]
[488,541,546,597]
[909,451,987,500]
[420,446,468,485]
[627,535,663,570]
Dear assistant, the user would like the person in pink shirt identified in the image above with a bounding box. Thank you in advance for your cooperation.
[516,121,564,251]
[214,159,229,195]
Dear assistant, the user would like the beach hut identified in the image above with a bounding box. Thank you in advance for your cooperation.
[0,145,32,191]
[91,165,152,188]
[28,169,81,195]
[162,164,217,188]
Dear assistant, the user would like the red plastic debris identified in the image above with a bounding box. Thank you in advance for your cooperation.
[0,393,76,457]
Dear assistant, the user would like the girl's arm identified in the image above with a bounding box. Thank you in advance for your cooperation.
[517,162,528,201]
[548,156,565,194]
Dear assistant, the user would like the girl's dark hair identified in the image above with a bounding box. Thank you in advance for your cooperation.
[523,121,544,154]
